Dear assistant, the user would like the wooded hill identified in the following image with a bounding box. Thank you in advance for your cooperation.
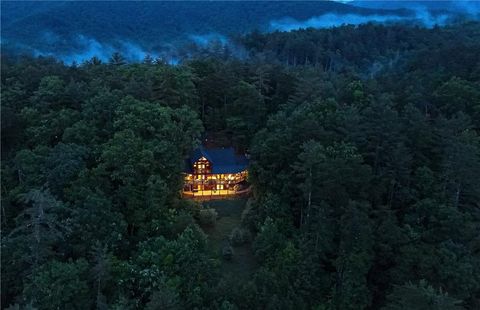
[2,22,480,309]
[0,1,414,57]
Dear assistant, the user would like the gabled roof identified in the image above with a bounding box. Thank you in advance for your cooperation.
[186,147,248,174]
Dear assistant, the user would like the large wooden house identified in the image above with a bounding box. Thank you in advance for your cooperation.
[183,147,249,198]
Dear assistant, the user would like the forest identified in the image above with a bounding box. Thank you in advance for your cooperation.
[1,0,407,58]
[2,21,480,309]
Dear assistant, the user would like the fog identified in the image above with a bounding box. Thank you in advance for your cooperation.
[30,35,158,64]
[270,14,406,31]
[6,1,479,65]
[30,34,218,65]
[32,33,244,65]
[451,0,480,15]
[269,8,462,32]
[188,33,228,47]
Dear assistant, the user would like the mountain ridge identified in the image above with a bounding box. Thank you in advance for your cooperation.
[2,1,478,63]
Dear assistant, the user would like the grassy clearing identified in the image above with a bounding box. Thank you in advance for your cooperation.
[202,198,258,279]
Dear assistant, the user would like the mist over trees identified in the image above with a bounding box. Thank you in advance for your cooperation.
[2,0,479,64]
[2,21,480,309]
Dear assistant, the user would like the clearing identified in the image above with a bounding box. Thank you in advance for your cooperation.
[202,198,257,279]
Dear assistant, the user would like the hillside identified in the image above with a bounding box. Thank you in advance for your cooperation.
[2,1,480,308]
[0,1,419,62]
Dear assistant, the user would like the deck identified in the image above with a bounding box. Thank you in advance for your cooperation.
[183,187,251,201]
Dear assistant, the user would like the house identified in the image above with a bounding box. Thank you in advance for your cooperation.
[183,147,249,198]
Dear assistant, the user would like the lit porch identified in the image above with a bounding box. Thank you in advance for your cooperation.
[182,187,251,200]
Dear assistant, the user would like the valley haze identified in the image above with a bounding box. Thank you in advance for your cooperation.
[2,0,480,64]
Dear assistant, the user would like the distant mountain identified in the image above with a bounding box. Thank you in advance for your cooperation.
[1,1,478,63]
[351,0,480,13]
[0,1,404,59]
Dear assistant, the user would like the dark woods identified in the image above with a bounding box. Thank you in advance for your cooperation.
[2,22,480,309]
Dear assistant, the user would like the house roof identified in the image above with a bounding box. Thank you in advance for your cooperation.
[186,147,249,174]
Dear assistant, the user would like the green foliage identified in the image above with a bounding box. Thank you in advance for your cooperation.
[2,22,480,309]
[23,259,90,310]
[127,226,219,307]
[198,208,218,227]
[2,190,68,306]
[229,227,252,246]
[383,280,464,310]
[44,143,88,196]
[66,186,127,255]
[253,218,286,263]
[222,244,234,261]
[145,288,181,310]
[333,202,374,310]
[7,190,67,270]
[32,76,66,108]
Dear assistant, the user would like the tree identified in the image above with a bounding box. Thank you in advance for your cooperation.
[3,190,69,307]
[253,218,286,263]
[109,52,126,66]
[152,67,199,109]
[7,190,66,273]
[295,141,326,226]
[145,288,180,310]
[31,76,66,109]
[113,96,202,155]
[226,81,266,148]
[383,280,464,310]
[333,201,374,310]
[295,141,371,218]
[23,259,91,309]
[90,244,111,310]
[44,143,88,197]
[437,115,480,209]
[433,77,480,125]
[65,184,127,256]
[127,226,219,308]
[12,147,49,188]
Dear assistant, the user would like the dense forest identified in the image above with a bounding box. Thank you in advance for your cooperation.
[2,21,480,309]
[3,0,477,63]
[1,0,408,57]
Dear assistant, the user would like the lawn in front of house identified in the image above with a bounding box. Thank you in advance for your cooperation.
[202,198,258,279]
